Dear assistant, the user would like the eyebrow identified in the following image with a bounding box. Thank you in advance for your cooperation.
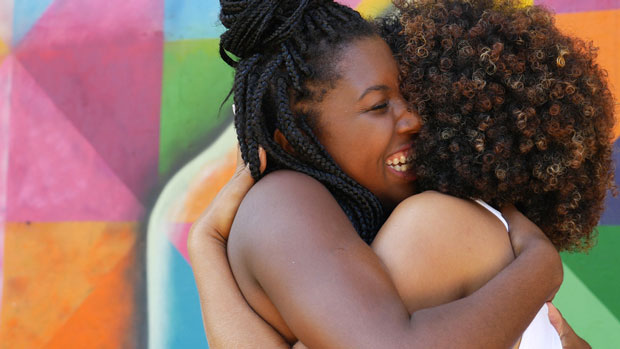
[358,85,390,101]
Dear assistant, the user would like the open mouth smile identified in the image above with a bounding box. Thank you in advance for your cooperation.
[386,148,415,173]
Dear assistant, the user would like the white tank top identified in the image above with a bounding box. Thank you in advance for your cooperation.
[474,200,562,349]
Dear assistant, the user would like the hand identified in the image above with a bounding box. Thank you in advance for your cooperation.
[501,205,552,257]
[190,145,266,244]
[548,302,592,349]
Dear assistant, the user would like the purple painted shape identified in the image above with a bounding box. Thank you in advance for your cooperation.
[600,139,620,225]
[169,222,192,263]
[14,0,164,202]
[535,0,620,14]
[336,0,364,8]
[7,59,143,222]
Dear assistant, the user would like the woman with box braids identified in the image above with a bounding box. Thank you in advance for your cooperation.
[219,0,384,242]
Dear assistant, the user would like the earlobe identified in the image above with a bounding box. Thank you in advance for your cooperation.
[274,129,297,156]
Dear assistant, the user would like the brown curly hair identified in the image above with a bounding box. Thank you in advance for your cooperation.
[381,0,616,252]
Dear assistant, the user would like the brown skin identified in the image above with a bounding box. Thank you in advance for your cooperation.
[307,37,420,211]
[188,153,587,348]
[222,37,562,348]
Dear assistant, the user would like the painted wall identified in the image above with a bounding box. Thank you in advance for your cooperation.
[0,0,618,348]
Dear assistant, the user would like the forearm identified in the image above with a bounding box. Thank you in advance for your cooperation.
[407,241,562,348]
[189,233,289,348]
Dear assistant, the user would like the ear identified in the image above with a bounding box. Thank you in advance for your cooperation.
[274,129,297,156]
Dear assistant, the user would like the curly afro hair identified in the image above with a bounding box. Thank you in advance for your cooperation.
[381,0,616,252]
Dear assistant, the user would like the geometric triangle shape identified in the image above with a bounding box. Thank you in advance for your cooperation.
[11,0,53,47]
[7,60,143,221]
[42,245,140,348]
[553,261,620,348]
[14,0,164,202]
[560,226,620,322]
[164,0,224,40]
[0,221,137,347]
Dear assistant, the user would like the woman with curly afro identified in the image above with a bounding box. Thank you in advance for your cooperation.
[188,0,614,347]
[384,0,615,253]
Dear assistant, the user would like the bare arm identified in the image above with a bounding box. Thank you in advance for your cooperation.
[371,192,516,314]
[187,148,289,348]
[230,171,563,348]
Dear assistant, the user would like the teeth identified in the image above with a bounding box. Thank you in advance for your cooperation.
[395,165,402,171]
[387,159,393,165]
[400,155,406,163]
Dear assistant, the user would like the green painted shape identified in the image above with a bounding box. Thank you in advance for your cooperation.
[554,262,620,348]
[560,226,620,322]
[159,38,235,177]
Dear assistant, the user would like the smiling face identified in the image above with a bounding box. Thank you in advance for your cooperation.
[309,36,422,210]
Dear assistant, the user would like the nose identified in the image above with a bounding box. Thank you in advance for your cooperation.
[395,99,422,135]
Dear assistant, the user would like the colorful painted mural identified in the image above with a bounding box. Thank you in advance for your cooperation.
[0,0,618,348]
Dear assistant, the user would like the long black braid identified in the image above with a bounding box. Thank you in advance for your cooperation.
[219,0,383,243]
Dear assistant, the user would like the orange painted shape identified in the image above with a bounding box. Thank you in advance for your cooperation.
[555,9,620,139]
[0,222,137,348]
[43,247,138,348]
[0,37,8,63]
[175,149,236,223]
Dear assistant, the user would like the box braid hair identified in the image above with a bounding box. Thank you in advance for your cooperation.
[219,0,384,243]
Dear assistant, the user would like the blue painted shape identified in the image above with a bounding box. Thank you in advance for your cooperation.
[164,0,223,41]
[163,240,209,348]
[600,139,620,225]
[12,0,54,46]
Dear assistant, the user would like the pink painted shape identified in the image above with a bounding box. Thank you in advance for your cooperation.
[7,59,144,222]
[535,0,620,13]
[14,0,164,202]
[0,56,14,316]
[169,222,192,263]
[336,0,364,8]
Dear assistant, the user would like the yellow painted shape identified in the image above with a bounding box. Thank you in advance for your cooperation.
[555,9,620,139]
[515,0,534,7]
[357,0,392,18]
[0,222,137,348]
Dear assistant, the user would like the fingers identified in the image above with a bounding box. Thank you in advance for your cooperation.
[547,302,564,333]
[236,144,267,174]
[258,146,267,174]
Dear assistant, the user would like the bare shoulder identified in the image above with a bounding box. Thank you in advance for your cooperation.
[372,191,514,310]
[230,170,357,255]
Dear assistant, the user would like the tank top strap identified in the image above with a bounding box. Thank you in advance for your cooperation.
[473,199,509,232]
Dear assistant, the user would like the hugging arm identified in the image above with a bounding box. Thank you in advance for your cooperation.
[227,171,563,348]
[187,149,289,348]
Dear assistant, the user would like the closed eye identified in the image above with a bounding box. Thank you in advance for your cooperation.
[368,102,389,112]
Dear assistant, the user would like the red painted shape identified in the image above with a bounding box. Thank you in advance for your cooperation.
[7,60,143,222]
[14,0,164,202]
